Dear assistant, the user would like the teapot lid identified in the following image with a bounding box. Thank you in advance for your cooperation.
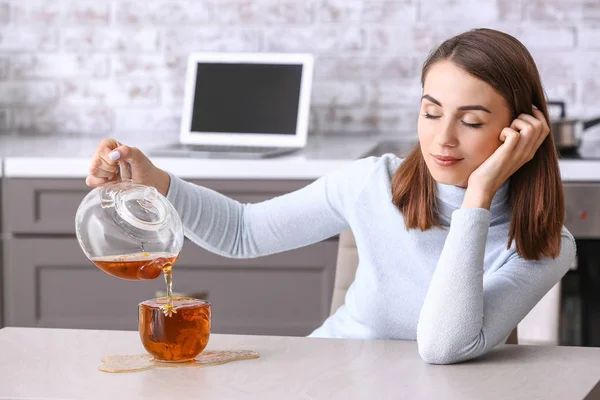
[114,185,169,231]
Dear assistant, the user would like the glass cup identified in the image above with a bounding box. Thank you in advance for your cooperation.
[138,296,211,362]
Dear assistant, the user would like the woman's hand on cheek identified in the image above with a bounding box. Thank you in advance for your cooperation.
[463,108,550,209]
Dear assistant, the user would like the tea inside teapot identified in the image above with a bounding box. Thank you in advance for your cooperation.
[90,252,178,281]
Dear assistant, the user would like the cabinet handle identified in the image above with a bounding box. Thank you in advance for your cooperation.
[154,290,209,300]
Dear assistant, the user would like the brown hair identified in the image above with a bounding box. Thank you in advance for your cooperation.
[392,28,564,261]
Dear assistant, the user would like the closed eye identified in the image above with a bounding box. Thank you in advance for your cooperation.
[424,113,483,129]
[462,121,483,128]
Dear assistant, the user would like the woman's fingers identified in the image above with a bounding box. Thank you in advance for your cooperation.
[96,139,122,165]
[85,175,109,188]
[517,113,543,134]
[98,138,120,152]
[509,118,535,159]
[86,138,156,188]
[89,154,119,179]
[499,127,524,176]
[530,108,551,148]
[511,112,548,161]
[89,153,119,175]
[518,112,548,147]
[88,164,117,179]
[86,138,122,187]
[107,144,148,167]
[529,108,550,135]
[499,127,521,151]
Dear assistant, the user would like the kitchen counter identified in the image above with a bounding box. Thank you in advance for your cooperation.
[0,135,381,179]
[1,327,600,400]
[1,135,600,181]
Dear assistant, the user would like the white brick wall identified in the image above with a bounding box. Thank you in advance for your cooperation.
[12,54,110,78]
[62,28,161,53]
[61,80,159,106]
[0,0,597,140]
[115,1,211,25]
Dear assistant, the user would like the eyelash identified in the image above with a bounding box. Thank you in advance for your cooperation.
[423,113,483,129]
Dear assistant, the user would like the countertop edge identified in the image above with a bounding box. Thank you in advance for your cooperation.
[2,157,600,182]
[1,157,353,180]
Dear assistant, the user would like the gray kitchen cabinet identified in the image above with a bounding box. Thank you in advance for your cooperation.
[1,178,320,235]
[1,178,339,335]
[3,237,336,335]
[0,182,3,329]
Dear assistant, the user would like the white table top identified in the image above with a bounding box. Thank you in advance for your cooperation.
[1,327,600,400]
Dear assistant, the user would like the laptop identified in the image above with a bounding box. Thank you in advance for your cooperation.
[153,52,314,159]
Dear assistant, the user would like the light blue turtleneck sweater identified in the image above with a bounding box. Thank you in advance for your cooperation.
[165,153,576,364]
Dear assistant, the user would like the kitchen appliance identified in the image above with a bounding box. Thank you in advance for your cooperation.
[531,139,600,347]
[560,179,600,347]
[548,100,600,157]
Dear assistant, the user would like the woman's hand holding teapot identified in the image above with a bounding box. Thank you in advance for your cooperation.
[85,138,171,197]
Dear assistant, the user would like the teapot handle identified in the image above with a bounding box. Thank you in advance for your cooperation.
[119,161,133,184]
[583,117,600,131]
[100,161,134,208]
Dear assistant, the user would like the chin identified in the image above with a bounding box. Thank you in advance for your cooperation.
[427,166,468,187]
[433,176,463,186]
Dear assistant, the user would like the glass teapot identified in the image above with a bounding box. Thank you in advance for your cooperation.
[75,162,184,281]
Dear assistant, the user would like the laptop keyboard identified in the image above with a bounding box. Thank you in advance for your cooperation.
[178,144,284,153]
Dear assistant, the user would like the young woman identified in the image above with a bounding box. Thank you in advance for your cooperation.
[86,28,575,365]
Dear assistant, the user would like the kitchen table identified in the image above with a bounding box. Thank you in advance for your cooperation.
[1,327,599,399]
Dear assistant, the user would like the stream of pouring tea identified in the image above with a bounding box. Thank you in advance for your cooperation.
[90,252,178,317]
[162,263,175,317]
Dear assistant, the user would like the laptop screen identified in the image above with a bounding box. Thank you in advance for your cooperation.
[190,62,303,135]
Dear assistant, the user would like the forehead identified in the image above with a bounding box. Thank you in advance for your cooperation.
[423,61,504,106]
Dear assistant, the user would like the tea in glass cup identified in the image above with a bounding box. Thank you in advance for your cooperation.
[138,296,211,362]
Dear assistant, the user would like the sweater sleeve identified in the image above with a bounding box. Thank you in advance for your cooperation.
[417,208,576,365]
[164,157,378,259]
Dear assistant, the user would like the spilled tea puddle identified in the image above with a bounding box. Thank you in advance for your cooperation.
[100,350,260,373]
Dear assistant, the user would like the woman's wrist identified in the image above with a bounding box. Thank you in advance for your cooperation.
[153,168,171,197]
[462,186,494,210]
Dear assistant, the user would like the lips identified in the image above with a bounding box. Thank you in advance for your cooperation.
[432,155,463,161]
[431,154,464,167]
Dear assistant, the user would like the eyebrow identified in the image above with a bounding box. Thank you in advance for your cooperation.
[421,94,492,113]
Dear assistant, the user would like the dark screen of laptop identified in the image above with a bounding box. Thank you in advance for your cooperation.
[190,63,303,135]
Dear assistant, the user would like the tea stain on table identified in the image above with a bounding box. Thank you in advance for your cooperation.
[99,350,260,373]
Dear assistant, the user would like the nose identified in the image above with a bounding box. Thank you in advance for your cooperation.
[434,119,459,148]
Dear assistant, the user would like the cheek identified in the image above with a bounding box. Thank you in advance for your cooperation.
[465,132,501,165]
[417,117,434,144]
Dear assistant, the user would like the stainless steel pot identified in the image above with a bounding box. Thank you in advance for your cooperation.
[548,100,600,155]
